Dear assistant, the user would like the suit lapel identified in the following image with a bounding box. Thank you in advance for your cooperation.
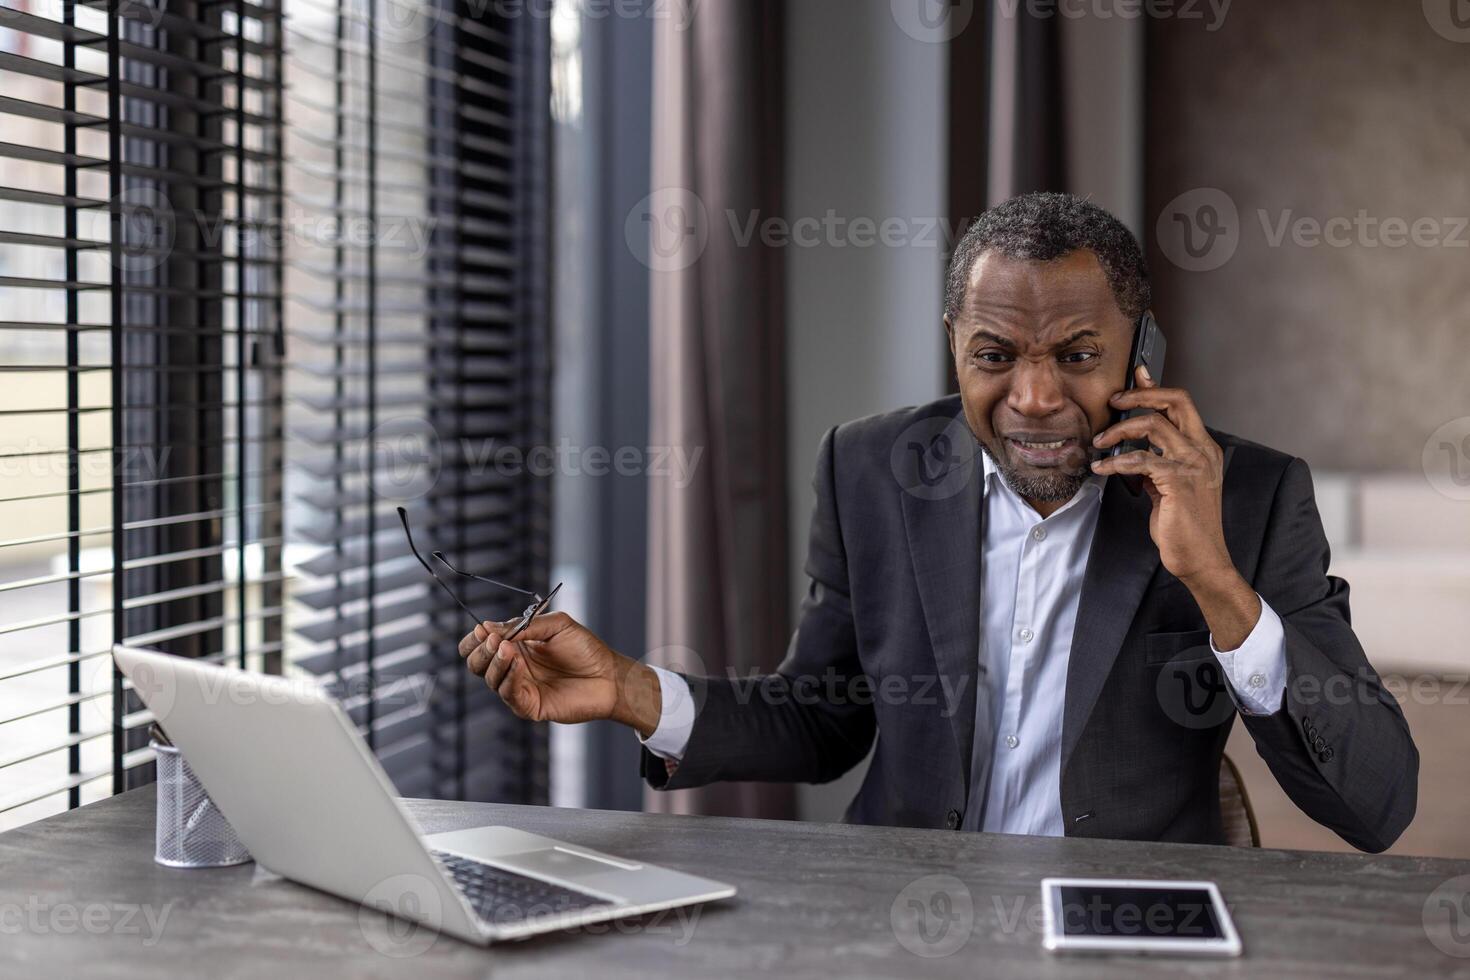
[900,447,983,799]
[1060,476,1159,773]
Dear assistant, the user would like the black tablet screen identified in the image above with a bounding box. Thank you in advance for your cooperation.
[1055,886,1223,939]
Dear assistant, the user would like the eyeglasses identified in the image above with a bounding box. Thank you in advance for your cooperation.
[396,507,563,640]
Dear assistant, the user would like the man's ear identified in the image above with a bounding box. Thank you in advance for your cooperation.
[943,315,955,356]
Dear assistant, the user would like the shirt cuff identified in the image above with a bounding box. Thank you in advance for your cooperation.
[637,665,695,762]
[1211,595,1287,715]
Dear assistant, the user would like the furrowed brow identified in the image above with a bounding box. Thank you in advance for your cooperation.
[1054,329,1102,349]
[969,328,1101,352]
[970,329,1017,350]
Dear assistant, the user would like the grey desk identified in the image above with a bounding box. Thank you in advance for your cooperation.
[3,786,1468,979]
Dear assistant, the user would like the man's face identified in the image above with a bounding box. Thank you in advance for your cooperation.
[945,249,1135,503]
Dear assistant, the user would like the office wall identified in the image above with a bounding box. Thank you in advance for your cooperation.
[785,0,949,822]
[1058,13,1143,234]
[1148,1,1470,858]
[1146,1,1470,472]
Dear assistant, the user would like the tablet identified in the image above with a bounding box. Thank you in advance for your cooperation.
[1040,878,1242,957]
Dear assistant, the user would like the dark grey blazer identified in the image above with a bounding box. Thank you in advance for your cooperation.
[643,395,1418,852]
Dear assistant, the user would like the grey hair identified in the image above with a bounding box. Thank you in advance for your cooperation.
[945,192,1151,322]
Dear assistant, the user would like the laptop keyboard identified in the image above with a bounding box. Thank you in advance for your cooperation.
[432,850,614,925]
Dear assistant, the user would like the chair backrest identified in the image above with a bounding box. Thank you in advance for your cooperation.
[1219,753,1260,847]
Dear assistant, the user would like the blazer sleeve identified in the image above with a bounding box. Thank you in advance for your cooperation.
[641,426,877,790]
[1238,456,1419,852]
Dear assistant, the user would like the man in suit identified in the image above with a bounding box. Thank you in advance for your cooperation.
[459,192,1417,852]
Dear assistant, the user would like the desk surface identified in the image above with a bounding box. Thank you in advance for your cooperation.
[3,786,1468,979]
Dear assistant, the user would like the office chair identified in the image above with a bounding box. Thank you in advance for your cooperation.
[1219,753,1261,847]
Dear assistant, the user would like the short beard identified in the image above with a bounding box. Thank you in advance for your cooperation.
[980,442,1090,503]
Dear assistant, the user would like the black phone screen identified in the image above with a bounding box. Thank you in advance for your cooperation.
[1054,885,1224,940]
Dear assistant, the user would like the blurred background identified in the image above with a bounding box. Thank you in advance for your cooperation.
[1,0,1466,857]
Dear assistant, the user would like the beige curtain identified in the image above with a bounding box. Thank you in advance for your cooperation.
[644,0,793,820]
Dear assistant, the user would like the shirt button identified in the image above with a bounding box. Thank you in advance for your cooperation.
[1248,673,1266,688]
[1005,735,1019,749]
[946,809,962,830]
[1018,628,1034,643]
[1032,527,1047,542]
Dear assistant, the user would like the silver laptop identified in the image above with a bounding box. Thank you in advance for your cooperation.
[113,644,735,946]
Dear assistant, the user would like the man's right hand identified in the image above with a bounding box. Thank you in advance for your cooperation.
[458,612,664,738]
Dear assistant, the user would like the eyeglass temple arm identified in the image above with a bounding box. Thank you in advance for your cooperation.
[396,507,486,628]
[430,551,541,600]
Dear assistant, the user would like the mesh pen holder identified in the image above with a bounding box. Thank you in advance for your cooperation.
[153,741,252,868]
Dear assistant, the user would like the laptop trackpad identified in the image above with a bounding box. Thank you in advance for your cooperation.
[504,847,640,884]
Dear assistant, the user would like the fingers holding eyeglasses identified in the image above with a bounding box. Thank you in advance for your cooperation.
[455,610,664,733]
[458,621,488,659]
[460,619,514,676]
[484,637,529,692]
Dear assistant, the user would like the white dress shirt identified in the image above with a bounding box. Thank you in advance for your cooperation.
[969,452,1105,834]
[641,457,1288,837]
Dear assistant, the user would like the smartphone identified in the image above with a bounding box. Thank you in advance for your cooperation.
[1110,311,1167,458]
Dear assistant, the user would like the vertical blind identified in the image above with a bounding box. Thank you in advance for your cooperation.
[280,0,550,803]
[0,0,552,828]
[0,0,287,828]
